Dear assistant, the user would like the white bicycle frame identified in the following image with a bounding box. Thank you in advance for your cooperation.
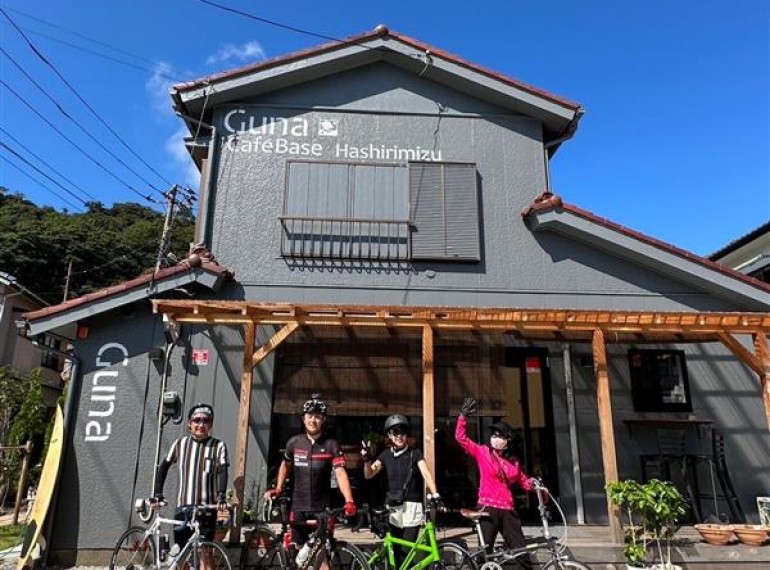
[141,504,217,569]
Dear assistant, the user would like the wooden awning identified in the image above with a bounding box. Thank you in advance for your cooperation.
[152,300,770,543]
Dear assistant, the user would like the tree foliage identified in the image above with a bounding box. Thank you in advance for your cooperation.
[0,190,196,304]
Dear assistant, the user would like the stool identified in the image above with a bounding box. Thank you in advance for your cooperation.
[688,430,745,523]
[640,428,701,522]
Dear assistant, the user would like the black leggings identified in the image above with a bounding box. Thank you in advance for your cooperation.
[479,506,532,570]
[388,524,419,567]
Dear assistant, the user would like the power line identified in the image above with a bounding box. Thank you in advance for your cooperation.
[0,78,157,204]
[0,124,98,202]
[0,18,184,83]
[1,47,164,194]
[0,7,175,192]
[0,147,86,210]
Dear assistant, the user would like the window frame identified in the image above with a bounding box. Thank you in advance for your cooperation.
[628,348,693,413]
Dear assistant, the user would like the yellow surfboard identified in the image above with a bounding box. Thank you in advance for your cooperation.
[17,404,64,570]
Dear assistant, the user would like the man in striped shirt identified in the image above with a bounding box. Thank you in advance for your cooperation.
[152,403,229,555]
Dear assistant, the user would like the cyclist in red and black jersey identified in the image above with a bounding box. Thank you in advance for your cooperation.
[265,394,357,548]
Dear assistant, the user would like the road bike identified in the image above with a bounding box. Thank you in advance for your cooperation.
[109,502,232,569]
[241,495,369,570]
[359,501,472,570]
[450,480,591,570]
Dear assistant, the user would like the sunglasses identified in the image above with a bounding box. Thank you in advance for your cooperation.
[191,417,211,425]
[388,429,407,437]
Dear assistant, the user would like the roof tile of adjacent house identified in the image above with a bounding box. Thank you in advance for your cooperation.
[522,191,770,295]
[23,247,233,322]
[172,26,582,112]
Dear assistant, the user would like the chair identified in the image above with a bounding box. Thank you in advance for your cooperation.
[688,430,745,523]
[640,428,701,521]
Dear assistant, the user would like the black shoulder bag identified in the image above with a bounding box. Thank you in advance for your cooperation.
[385,450,414,506]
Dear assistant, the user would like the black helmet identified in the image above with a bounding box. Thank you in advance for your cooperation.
[188,403,214,421]
[301,393,328,415]
[489,421,513,440]
[384,414,409,433]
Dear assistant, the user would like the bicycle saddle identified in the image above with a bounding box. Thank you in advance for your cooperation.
[460,508,491,520]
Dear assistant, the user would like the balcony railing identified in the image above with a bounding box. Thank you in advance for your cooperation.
[279,216,411,261]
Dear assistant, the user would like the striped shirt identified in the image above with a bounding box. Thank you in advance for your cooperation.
[164,435,229,506]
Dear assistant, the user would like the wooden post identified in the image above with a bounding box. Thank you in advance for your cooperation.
[12,440,33,525]
[752,332,770,432]
[422,325,436,478]
[592,329,622,543]
[231,322,256,544]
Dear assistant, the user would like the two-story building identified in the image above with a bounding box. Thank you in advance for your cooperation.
[21,27,770,565]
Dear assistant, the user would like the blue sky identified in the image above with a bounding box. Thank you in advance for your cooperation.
[1,0,767,256]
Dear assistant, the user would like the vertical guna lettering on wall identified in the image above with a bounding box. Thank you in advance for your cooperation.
[85,343,128,442]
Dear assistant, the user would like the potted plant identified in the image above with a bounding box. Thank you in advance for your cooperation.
[607,479,688,570]
[607,479,649,570]
[644,479,687,570]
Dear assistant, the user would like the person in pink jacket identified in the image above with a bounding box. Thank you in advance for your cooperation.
[456,397,535,569]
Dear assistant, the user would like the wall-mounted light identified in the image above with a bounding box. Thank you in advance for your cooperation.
[163,314,180,344]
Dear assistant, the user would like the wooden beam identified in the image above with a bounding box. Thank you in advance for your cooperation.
[752,333,770,432]
[718,332,763,375]
[252,321,300,366]
[593,328,622,543]
[422,325,436,479]
[231,322,255,544]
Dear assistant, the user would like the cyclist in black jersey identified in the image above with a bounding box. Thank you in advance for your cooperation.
[265,394,357,549]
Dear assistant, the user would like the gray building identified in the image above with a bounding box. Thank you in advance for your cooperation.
[22,27,770,564]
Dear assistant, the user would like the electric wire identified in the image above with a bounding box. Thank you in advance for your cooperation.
[0,18,183,82]
[0,7,175,192]
[0,78,157,203]
[0,124,97,202]
[0,151,85,211]
[1,47,163,194]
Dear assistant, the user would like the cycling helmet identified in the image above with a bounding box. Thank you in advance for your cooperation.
[301,393,328,415]
[188,403,214,420]
[384,414,410,433]
[489,421,513,440]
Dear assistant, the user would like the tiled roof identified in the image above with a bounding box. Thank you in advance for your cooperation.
[522,191,770,296]
[23,248,233,323]
[172,26,581,112]
[709,220,770,261]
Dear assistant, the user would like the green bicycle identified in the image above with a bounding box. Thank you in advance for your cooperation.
[360,503,473,570]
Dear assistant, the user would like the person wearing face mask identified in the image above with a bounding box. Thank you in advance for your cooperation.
[455,397,535,570]
[362,415,442,563]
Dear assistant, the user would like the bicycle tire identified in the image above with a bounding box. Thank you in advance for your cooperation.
[541,559,592,570]
[321,540,370,570]
[435,541,477,570]
[109,526,157,570]
[361,544,387,570]
[241,529,288,570]
[179,539,232,570]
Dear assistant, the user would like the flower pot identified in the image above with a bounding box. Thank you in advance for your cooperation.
[626,565,647,570]
[694,523,734,546]
[651,564,682,570]
[731,524,769,547]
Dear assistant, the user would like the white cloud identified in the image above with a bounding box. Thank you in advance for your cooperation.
[166,125,201,190]
[145,61,178,116]
[205,40,265,66]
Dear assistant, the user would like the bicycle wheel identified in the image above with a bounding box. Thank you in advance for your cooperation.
[435,541,476,570]
[180,539,232,570]
[361,544,387,570]
[323,540,370,570]
[109,527,157,570]
[242,531,288,570]
[541,559,592,570]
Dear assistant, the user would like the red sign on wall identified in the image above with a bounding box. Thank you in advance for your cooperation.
[192,349,209,366]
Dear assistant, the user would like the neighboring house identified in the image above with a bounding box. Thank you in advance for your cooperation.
[20,27,770,564]
[710,221,770,281]
[0,271,63,406]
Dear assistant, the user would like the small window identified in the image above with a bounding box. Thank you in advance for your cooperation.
[628,349,692,412]
[40,336,62,370]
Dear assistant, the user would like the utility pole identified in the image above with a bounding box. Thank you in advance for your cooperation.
[155,185,179,272]
[62,258,73,302]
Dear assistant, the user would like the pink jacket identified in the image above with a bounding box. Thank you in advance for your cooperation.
[455,415,533,510]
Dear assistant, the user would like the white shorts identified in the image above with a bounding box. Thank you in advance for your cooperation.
[389,501,425,528]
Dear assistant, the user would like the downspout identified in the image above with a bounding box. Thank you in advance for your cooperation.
[543,108,584,192]
[176,112,217,248]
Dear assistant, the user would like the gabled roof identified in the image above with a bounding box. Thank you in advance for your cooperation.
[522,192,770,310]
[21,249,233,336]
[171,26,583,146]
